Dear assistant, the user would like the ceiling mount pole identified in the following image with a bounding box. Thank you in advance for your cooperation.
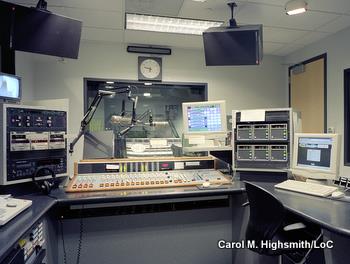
[227,2,237,27]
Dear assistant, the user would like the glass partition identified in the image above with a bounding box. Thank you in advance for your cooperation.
[84,79,207,139]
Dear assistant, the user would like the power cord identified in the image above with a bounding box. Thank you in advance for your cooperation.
[76,207,84,264]
[60,206,84,264]
[60,217,68,264]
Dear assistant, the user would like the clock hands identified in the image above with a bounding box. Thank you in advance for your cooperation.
[144,66,152,72]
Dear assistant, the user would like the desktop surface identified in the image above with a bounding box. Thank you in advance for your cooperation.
[1,179,350,263]
[256,181,350,236]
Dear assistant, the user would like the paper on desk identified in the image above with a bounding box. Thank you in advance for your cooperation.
[240,110,265,122]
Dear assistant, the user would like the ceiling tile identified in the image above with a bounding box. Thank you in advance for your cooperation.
[179,0,230,21]
[307,0,350,14]
[50,7,124,29]
[124,30,203,49]
[316,15,350,33]
[81,27,124,43]
[263,27,308,43]
[10,0,124,11]
[126,0,184,16]
[240,0,283,6]
[292,31,331,46]
[236,3,338,31]
[271,44,305,56]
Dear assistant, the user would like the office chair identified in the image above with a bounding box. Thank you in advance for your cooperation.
[243,181,324,264]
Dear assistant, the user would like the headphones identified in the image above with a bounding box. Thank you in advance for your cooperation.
[32,167,57,195]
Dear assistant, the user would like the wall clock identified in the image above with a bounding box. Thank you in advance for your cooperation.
[138,56,162,81]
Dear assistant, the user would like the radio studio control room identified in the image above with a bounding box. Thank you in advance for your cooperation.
[1,0,350,264]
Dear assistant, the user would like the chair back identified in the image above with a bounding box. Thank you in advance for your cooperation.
[244,181,285,254]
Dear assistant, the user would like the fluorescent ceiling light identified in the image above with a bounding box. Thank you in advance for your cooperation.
[106,81,114,84]
[126,13,223,35]
[143,92,151,97]
[285,0,308,15]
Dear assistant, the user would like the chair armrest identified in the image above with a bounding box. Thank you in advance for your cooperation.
[283,222,306,231]
[242,201,250,207]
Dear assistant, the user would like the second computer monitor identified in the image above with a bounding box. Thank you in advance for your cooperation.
[182,100,227,134]
[292,133,340,180]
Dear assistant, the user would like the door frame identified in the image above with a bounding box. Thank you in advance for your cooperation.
[288,53,327,132]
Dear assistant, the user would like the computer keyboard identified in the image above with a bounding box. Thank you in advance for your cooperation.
[0,197,32,226]
[275,180,338,197]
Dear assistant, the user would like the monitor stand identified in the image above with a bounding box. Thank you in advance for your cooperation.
[306,178,331,185]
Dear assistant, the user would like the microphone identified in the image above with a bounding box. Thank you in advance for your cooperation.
[145,121,169,127]
[110,115,132,125]
[98,90,116,96]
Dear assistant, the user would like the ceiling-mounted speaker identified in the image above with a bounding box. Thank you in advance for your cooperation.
[127,45,171,55]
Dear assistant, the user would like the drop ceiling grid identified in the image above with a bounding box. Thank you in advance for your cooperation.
[6,0,350,56]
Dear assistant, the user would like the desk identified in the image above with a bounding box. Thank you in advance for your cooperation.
[0,195,55,263]
[1,181,350,264]
[254,182,350,237]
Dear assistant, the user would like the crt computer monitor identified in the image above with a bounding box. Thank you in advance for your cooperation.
[182,100,227,134]
[292,133,340,180]
[0,72,21,102]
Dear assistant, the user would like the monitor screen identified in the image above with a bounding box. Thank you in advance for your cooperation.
[182,101,226,133]
[297,137,333,170]
[0,1,82,59]
[203,25,263,66]
[0,72,21,101]
[13,7,82,59]
[292,133,340,180]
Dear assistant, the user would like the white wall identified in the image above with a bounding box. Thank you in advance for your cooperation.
[285,26,350,176]
[16,41,287,169]
[15,51,35,101]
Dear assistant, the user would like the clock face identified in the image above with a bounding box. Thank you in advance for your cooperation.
[139,59,161,79]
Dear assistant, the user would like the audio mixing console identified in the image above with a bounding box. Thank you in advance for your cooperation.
[66,169,231,192]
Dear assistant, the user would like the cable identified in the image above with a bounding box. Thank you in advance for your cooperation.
[76,207,84,264]
[60,217,68,264]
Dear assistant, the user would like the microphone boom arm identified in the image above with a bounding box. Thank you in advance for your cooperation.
[69,87,132,154]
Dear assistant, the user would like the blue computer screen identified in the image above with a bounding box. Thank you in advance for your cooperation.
[187,104,222,132]
[0,74,20,100]
[297,137,332,170]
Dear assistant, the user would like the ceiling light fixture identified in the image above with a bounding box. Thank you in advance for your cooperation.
[125,13,223,35]
[285,0,308,15]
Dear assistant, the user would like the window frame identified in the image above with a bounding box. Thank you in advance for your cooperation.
[344,68,350,166]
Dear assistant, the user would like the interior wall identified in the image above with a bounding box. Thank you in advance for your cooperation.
[285,26,350,176]
[15,51,35,101]
[15,41,287,171]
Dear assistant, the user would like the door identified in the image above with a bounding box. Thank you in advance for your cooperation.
[289,54,326,133]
